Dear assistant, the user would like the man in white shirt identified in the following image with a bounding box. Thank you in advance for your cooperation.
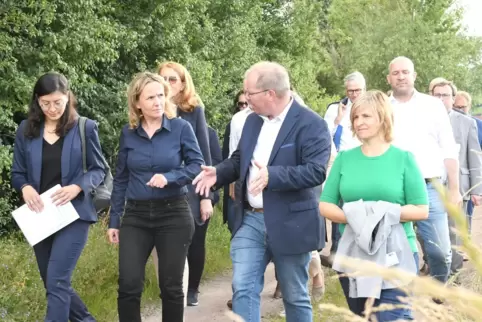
[321,72,364,265]
[324,71,364,152]
[388,56,461,286]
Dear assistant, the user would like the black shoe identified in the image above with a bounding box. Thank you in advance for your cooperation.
[187,290,199,306]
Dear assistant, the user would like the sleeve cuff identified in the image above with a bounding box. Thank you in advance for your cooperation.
[163,172,176,185]
[109,216,120,229]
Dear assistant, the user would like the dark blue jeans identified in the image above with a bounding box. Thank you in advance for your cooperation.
[34,220,95,322]
[338,253,419,321]
[467,199,474,234]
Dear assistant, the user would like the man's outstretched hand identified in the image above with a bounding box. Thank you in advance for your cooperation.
[193,165,217,198]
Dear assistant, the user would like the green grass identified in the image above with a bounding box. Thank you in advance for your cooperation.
[0,206,231,322]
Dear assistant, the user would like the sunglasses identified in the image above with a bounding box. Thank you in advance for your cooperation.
[237,101,248,108]
[162,76,179,84]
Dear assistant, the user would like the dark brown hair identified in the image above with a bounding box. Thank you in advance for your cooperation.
[25,72,77,138]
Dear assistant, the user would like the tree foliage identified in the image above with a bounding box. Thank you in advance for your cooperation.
[0,0,481,233]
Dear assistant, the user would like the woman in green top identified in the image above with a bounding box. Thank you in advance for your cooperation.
[319,90,428,321]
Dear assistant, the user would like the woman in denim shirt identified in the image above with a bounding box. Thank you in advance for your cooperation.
[107,72,203,322]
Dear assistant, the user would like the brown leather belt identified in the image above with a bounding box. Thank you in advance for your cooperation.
[245,205,264,213]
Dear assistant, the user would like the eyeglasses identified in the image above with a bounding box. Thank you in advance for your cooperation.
[244,89,268,99]
[433,93,453,99]
[347,89,363,95]
[162,76,179,84]
[38,99,67,110]
[237,101,248,108]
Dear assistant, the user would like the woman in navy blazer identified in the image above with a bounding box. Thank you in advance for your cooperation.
[158,61,213,306]
[11,72,106,322]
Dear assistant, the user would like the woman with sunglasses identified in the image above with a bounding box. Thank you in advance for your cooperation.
[157,61,213,307]
[11,72,106,321]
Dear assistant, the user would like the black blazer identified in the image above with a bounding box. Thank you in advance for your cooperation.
[208,126,222,206]
[178,105,213,225]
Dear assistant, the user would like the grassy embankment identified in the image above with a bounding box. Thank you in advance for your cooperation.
[0,207,231,322]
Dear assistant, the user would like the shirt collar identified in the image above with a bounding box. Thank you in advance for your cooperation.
[260,97,293,123]
[389,89,419,105]
[135,116,172,136]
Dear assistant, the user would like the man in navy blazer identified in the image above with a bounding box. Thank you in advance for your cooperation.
[193,62,331,322]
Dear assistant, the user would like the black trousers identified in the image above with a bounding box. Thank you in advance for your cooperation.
[117,197,194,322]
[187,218,210,292]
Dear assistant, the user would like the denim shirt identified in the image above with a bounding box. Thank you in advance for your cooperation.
[109,117,204,228]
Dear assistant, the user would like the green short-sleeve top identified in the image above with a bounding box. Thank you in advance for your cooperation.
[320,145,428,252]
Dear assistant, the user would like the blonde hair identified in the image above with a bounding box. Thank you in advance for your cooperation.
[127,72,176,129]
[430,77,457,96]
[157,61,200,113]
[350,90,394,142]
[455,91,472,107]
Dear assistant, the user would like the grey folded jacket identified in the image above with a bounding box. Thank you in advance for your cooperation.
[332,200,417,299]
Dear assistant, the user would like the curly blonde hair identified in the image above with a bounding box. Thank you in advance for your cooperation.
[127,72,176,129]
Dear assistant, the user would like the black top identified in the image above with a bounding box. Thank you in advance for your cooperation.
[40,137,63,194]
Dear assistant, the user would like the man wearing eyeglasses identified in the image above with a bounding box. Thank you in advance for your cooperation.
[193,61,331,322]
[321,71,365,267]
[430,78,482,276]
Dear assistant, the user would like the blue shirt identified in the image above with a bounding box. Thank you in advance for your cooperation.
[109,117,204,228]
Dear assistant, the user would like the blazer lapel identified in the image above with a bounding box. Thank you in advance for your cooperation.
[241,115,263,179]
[30,127,44,190]
[61,123,76,183]
[268,103,300,165]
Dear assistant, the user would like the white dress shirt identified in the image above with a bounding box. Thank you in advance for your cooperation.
[324,100,360,151]
[229,108,253,157]
[391,91,458,179]
[247,99,293,208]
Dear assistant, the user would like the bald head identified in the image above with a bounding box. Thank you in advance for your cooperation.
[387,56,417,100]
[389,56,415,73]
[244,61,290,98]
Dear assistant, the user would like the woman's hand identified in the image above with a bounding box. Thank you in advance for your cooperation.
[22,185,44,213]
[107,229,120,244]
[200,199,213,222]
[147,174,168,188]
[51,185,82,206]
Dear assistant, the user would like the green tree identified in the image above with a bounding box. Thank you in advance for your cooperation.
[323,0,482,101]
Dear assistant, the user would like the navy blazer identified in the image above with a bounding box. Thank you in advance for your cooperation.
[208,126,222,206]
[178,105,213,225]
[473,117,482,148]
[12,118,106,222]
[222,121,231,224]
[214,101,332,255]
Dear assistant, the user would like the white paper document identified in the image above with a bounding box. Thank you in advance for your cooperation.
[12,184,80,246]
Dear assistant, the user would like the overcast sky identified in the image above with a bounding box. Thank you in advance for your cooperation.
[460,0,482,36]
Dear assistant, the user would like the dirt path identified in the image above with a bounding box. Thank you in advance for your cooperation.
[142,263,284,322]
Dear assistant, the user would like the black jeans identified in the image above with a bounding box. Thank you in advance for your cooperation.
[118,196,194,322]
[188,218,210,292]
